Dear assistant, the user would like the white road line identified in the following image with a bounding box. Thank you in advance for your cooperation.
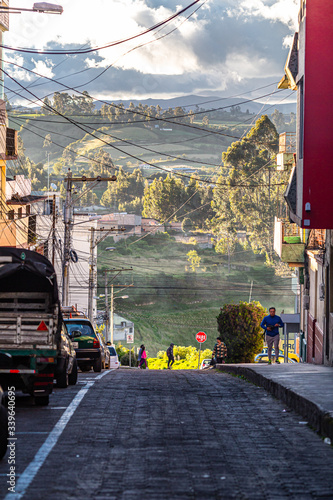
[96,369,116,380]
[3,370,114,500]
[4,381,94,500]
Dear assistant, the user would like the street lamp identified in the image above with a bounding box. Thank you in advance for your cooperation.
[0,3,63,14]
[33,3,63,13]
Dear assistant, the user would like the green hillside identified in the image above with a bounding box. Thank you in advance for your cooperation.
[97,233,295,356]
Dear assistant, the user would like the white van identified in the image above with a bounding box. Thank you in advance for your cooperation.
[107,346,120,369]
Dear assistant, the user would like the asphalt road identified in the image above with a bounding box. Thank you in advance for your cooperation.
[1,369,333,500]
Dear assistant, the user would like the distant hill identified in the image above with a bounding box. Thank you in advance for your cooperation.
[94,94,296,115]
[21,93,296,115]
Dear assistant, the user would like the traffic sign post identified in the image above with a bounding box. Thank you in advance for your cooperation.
[127,333,134,367]
[196,331,207,369]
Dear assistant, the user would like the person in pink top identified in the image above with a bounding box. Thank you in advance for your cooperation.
[139,345,148,369]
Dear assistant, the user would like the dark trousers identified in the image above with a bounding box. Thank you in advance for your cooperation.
[168,356,174,368]
[216,357,224,364]
[139,359,147,369]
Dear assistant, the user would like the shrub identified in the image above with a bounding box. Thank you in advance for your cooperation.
[150,345,212,369]
[116,343,137,365]
[216,301,266,363]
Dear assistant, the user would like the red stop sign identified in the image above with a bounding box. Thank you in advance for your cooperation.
[196,331,207,343]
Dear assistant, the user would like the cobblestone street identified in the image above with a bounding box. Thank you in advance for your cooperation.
[1,369,333,500]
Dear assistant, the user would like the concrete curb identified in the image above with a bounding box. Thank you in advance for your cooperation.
[216,364,333,441]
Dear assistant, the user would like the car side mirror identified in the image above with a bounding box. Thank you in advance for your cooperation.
[72,330,81,338]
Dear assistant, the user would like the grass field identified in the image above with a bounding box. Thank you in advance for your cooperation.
[15,115,231,173]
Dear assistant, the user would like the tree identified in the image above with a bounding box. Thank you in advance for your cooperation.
[181,217,193,233]
[62,147,76,168]
[202,115,209,126]
[4,93,12,112]
[187,250,201,272]
[101,167,144,211]
[216,301,266,363]
[270,109,285,130]
[212,115,287,262]
[43,134,52,150]
[42,97,52,114]
[142,175,185,221]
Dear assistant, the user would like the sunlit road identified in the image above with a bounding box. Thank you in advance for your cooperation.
[1,369,333,499]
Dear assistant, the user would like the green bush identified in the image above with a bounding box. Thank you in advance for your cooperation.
[116,343,138,366]
[216,301,266,363]
[151,345,212,369]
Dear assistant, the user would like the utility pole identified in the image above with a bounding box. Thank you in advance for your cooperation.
[62,169,72,306]
[51,194,56,268]
[249,280,253,302]
[87,226,95,321]
[110,284,114,345]
[62,169,117,308]
[105,272,109,342]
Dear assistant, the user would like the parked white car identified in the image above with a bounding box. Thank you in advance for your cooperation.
[200,358,213,369]
[107,346,120,369]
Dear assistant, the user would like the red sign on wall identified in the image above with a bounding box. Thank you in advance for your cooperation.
[196,331,207,343]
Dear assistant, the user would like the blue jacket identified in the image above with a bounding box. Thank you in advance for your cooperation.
[260,314,284,337]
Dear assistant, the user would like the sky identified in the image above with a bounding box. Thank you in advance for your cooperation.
[4,0,299,106]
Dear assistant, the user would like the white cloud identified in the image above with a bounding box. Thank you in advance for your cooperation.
[224,51,281,81]
[6,0,207,75]
[31,59,55,79]
[231,0,299,30]
[4,54,33,82]
[4,1,298,101]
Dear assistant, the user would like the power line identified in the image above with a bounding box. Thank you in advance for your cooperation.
[1,0,204,55]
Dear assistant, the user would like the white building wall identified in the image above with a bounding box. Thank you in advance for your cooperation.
[37,213,98,318]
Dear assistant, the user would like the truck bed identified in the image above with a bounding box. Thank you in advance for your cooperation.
[0,292,58,349]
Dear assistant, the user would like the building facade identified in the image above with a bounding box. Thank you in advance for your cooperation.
[276,0,333,365]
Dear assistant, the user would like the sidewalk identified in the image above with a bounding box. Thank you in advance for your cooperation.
[216,363,333,440]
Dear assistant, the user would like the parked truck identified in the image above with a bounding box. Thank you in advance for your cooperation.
[0,247,62,406]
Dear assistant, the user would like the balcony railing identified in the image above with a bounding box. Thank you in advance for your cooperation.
[274,217,305,265]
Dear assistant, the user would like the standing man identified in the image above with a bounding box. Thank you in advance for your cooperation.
[260,307,284,364]
[212,337,227,365]
[166,343,175,369]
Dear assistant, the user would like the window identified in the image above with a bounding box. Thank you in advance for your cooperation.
[7,210,14,220]
[65,321,96,338]
[129,327,133,333]
[26,205,30,216]
[18,208,22,219]
[28,215,37,244]
[45,199,53,215]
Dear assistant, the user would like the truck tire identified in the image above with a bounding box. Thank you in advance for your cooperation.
[93,356,102,372]
[35,395,49,406]
[0,406,8,460]
[56,360,69,388]
[68,359,78,385]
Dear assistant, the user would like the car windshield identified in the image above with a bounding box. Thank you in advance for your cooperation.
[107,347,117,356]
[65,322,96,338]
